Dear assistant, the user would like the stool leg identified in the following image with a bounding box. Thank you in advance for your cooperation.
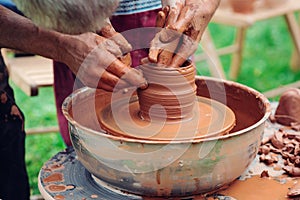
[285,12,300,71]
[201,30,226,79]
[290,49,300,70]
[229,27,246,80]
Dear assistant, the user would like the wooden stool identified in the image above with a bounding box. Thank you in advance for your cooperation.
[200,0,300,80]
[2,48,54,96]
[196,30,227,79]
[1,48,59,135]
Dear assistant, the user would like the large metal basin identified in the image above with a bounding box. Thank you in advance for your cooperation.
[62,76,270,197]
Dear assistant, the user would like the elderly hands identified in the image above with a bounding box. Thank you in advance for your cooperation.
[12,0,149,92]
[7,0,220,92]
[2,1,147,92]
[64,0,220,91]
[60,20,148,91]
[148,0,220,67]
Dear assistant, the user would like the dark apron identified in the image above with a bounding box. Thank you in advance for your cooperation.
[0,50,30,200]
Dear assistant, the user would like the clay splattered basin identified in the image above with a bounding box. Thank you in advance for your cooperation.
[62,76,270,197]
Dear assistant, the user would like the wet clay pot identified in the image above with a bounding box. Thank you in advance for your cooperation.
[62,76,270,197]
[229,0,256,13]
[137,62,196,121]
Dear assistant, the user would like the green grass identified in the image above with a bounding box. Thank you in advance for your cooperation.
[12,85,66,195]
[198,17,300,93]
[11,16,300,196]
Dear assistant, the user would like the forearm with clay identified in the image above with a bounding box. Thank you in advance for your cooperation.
[0,5,65,62]
[0,1,147,91]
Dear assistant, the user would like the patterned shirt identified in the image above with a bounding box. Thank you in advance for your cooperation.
[114,0,162,15]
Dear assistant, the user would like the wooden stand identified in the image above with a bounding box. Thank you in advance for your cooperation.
[1,48,59,135]
[198,0,300,80]
[2,49,54,96]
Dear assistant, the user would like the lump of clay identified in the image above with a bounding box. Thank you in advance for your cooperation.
[275,88,300,126]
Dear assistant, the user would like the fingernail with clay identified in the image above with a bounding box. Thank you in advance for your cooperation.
[139,82,148,90]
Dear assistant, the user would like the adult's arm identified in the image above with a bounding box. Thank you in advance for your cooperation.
[12,0,119,34]
[0,5,147,91]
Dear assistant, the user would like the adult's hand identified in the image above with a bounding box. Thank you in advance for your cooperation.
[149,0,220,67]
[60,27,147,92]
[0,5,148,92]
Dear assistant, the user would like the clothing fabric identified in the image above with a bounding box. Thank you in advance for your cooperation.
[0,51,30,200]
[0,0,23,15]
[0,2,29,199]
[54,7,160,147]
[114,0,161,15]
[53,61,83,146]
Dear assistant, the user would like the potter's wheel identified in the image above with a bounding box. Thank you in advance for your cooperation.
[37,147,257,200]
[39,148,239,200]
[38,112,295,200]
[99,96,236,141]
[38,147,143,200]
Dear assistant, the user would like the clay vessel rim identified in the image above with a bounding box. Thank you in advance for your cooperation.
[140,62,194,73]
[62,76,271,144]
[141,67,194,75]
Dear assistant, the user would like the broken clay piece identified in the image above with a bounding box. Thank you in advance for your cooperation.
[275,88,300,126]
[287,180,300,198]
[259,128,300,177]
[270,131,285,149]
[291,122,300,131]
[260,170,269,178]
[283,165,300,177]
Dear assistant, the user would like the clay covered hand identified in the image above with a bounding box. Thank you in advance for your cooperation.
[59,22,147,91]
[9,1,147,92]
[148,0,220,67]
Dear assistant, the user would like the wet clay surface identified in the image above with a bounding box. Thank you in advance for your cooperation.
[98,63,235,141]
[219,176,295,200]
[195,78,267,133]
[137,63,196,121]
[46,185,65,193]
[43,172,64,183]
[39,104,299,200]
[68,78,267,139]
[62,77,270,196]
[64,77,270,197]
[99,96,235,141]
